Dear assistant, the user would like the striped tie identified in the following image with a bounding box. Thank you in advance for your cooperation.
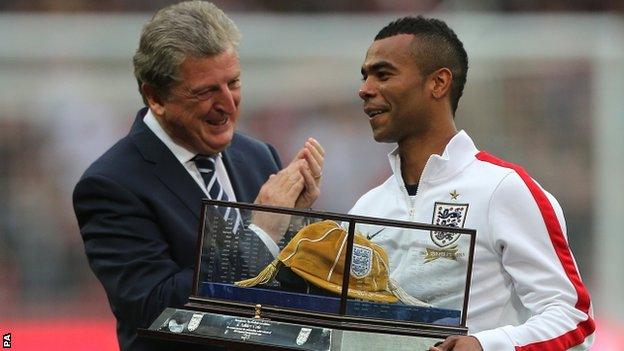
[194,155,241,231]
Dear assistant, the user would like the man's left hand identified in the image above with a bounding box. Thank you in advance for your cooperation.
[429,336,483,351]
[294,137,325,209]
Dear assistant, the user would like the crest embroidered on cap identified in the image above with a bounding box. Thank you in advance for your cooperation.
[350,244,373,278]
[431,202,469,247]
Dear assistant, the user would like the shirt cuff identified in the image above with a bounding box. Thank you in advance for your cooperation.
[248,223,280,257]
[472,327,514,351]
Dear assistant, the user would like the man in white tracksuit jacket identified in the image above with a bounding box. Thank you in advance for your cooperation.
[352,16,594,351]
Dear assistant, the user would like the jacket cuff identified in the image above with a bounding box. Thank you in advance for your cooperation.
[248,223,280,257]
[472,327,514,351]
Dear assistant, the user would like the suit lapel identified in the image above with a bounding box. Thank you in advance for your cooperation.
[222,142,253,203]
[153,157,204,220]
[130,108,205,219]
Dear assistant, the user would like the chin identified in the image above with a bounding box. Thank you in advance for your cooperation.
[372,131,393,143]
[198,130,234,152]
[373,137,392,144]
[211,140,234,153]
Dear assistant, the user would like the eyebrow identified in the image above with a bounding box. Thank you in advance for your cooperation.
[189,73,241,94]
[361,60,397,76]
[190,84,219,94]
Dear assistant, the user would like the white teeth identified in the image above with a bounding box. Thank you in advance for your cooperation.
[207,117,228,125]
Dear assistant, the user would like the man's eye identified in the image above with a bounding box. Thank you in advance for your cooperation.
[229,79,241,89]
[378,72,390,81]
[195,91,212,99]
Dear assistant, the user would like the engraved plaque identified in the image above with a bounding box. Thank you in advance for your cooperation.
[151,308,332,351]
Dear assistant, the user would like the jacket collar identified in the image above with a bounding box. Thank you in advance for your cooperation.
[388,130,478,187]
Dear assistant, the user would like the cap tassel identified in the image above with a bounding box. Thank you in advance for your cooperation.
[388,278,431,307]
[235,260,280,287]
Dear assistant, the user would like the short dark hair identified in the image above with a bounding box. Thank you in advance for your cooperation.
[375,16,468,114]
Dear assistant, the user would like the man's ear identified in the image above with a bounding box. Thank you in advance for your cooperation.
[141,83,166,116]
[430,67,453,100]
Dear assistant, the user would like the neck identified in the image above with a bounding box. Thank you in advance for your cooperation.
[398,125,457,185]
[151,109,200,155]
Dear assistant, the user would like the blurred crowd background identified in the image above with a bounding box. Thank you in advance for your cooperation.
[1,0,624,12]
[0,1,623,350]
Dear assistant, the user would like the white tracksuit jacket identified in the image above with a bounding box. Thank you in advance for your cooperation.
[349,131,594,351]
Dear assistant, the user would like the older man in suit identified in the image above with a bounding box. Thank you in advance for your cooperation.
[72,2,324,350]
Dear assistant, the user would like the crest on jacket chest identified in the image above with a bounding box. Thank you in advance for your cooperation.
[430,202,469,248]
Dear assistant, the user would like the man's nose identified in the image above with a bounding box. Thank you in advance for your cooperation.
[214,87,237,114]
[358,81,374,101]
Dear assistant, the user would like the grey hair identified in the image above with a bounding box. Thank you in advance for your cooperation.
[133,1,241,104]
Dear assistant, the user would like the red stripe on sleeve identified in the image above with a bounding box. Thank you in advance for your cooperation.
[476,151,595,350]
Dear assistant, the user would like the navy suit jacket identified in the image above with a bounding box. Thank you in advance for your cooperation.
[73,108,282,351]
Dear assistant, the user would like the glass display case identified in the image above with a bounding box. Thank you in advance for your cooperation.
[140,199,476,350]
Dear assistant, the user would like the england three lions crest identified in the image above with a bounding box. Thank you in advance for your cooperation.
[431,202,469,247]
[350,244,373,278]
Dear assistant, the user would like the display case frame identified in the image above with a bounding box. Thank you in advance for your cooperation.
[140,199,477,350]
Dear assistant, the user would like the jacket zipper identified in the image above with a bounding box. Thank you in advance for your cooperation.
[404,158,432,221]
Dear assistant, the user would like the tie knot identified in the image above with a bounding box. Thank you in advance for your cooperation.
[194,155,216,173]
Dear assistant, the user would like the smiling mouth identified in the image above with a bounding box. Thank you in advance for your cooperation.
[365,108,389,118]
[206,116,229,126]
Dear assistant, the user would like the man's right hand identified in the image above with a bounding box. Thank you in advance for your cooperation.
[429,336,483,351]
